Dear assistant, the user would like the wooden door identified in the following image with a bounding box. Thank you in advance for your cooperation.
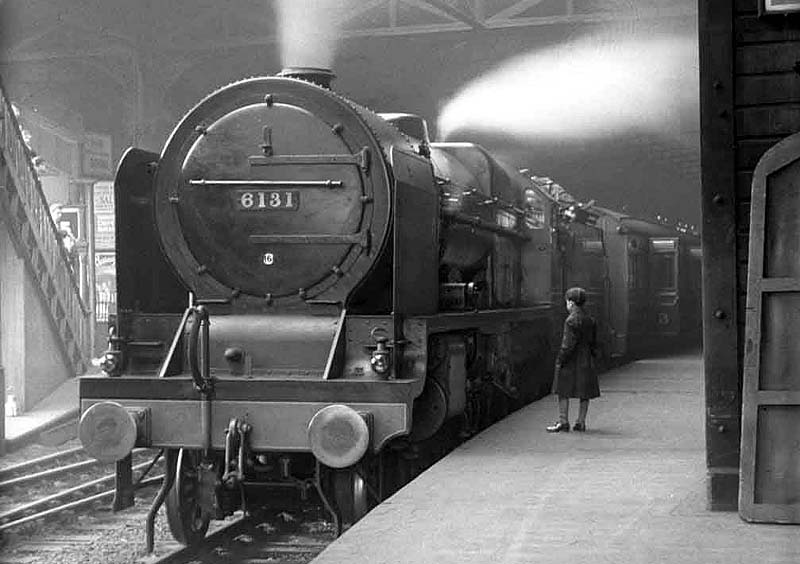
[740,132,800,523]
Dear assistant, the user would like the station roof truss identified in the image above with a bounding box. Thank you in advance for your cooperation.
[0,0,696,64]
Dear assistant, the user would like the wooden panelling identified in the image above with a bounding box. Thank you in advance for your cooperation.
[754,406,800,506]
[736,43,800,74]
[737,139,783,170]
[737,242,751,267]
[734,0,759,13]
[736,171,754,200]
[706,418,742,468]
[736,14,800,44]
[760,295,800,390]
[735,105,800,136]
[736,201,752,230]
[736,75,800,105]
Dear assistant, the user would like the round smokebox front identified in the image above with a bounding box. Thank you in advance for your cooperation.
[153,77,391,305]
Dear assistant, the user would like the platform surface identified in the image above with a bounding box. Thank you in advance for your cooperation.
[4,376,78,445]
[312,353,800,564]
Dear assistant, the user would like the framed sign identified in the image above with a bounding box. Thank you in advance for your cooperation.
[58,206,81,242]
[93,181,115,251]
[761,0,800,14]
[82,132,113,178]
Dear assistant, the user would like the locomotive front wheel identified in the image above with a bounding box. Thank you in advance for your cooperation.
[165,448,211,546]
[333,468,370,525]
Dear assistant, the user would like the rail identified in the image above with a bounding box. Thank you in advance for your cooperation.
[0,77,89,372]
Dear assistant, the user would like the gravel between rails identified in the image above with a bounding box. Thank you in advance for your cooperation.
[0,438,170,564]
[0,441,335,564]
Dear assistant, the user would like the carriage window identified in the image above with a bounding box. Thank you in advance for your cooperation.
[628,253,647,289]
[651,254,676,290]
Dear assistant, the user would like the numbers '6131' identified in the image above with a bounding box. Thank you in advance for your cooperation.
[236,190,299,211]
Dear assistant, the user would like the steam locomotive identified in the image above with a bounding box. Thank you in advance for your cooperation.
[77,67,700,549]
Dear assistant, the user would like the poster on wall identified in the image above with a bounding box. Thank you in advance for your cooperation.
[94,252,116,324]
[82,133,113,179]
[93,181,115,251]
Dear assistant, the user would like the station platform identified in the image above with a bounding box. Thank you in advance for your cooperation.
[311,353,800,564]
[3,376,79,450]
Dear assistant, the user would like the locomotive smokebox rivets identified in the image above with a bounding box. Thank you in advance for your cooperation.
[713,309,726,320]
[264,94,274,106]
[332,123,343,135]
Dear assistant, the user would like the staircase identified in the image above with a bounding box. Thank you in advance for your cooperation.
[0,78,89,375]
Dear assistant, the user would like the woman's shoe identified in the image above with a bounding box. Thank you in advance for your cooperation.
[573,422,586,432]
[546,422,570,433]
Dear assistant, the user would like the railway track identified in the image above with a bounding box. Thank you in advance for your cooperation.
[0,446,164,532]
[0,444,334,564]
[142,509,334,564]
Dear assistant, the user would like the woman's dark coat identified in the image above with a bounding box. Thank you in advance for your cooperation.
[553,307,600,399]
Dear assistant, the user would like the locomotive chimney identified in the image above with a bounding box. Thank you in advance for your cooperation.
[278,67,336,89]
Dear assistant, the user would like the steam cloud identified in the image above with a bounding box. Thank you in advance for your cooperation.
[437,31,698,142]
[276,0,341,69]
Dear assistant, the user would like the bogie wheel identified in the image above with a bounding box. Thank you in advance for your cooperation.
[165,448,211,546]
[333,467,372,525]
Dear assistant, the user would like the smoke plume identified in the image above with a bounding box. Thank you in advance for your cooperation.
[437,29,698,143]
[276,0,341,69]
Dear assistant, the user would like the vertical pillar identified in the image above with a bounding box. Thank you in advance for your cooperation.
[699,0,739,511]
[85,180,96,359]
[0,367,5,455]
[0,227,26,410]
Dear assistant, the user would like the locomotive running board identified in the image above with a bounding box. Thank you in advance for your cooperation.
[79,377,418,403]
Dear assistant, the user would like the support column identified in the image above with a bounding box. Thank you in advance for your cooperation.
[0,224,27,409]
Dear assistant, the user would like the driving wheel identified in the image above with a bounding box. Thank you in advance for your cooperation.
[165,448,211,545]
[333,467,371,525]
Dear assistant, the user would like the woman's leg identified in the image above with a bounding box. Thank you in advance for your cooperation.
[558,395,570,424]
[576,399,589,425]
[547,395,571,432]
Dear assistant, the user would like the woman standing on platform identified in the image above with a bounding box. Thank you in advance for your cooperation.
[547,287,600,433]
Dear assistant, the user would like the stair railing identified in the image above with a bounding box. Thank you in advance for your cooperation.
[0,77,89,372]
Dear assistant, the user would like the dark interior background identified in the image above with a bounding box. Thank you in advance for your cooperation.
[0,0,700,226]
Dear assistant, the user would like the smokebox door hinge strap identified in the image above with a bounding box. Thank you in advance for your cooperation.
[261,126,273,156]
